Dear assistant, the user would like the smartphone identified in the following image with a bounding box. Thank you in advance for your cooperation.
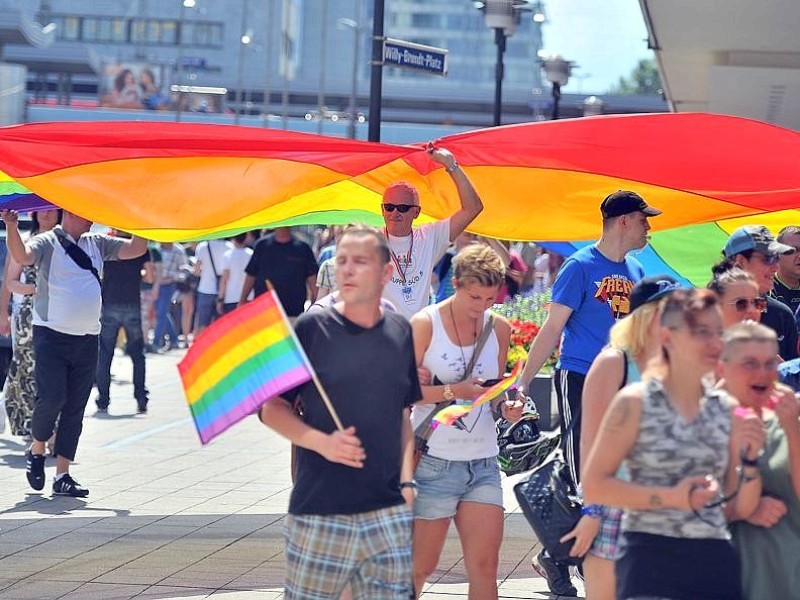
[480,378,503,387]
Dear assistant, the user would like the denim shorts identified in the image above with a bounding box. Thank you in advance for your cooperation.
[413,454,503,520]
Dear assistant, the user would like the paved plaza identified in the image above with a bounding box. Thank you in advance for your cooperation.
[0,349,583,600]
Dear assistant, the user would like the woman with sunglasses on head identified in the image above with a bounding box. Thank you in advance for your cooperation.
[715,225,797,359]
[582,288,765,600]
[409,243,523,599]
[717,321,800,600]
[708,268,766,327]
[561,276,681,600]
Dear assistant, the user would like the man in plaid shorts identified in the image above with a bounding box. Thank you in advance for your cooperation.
[261,225,421,599]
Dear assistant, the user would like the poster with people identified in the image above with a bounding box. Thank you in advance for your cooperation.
[99,63,170,110]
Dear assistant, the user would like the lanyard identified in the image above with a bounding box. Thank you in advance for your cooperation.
[385,228,414,285]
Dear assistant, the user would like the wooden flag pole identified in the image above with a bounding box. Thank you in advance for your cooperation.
[266,282,345,432]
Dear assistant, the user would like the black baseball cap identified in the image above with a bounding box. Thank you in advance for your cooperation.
[629,275,684,312]
[600,190,662,219]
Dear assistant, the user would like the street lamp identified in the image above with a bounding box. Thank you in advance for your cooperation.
[541,53,573,120]
[475,1,536,127]
[234,0,251,125]
[582,95,605,117]
[338,2,363,139]
[175,0,197,122]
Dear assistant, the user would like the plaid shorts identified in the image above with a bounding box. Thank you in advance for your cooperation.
[588,506,623,560]
[284,503,413,600]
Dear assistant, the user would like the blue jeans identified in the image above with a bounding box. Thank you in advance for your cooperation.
[153,283,178,347]
[96,304,148,406]
[32,326,98,461]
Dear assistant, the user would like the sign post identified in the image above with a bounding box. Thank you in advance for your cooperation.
[382,38,449,76]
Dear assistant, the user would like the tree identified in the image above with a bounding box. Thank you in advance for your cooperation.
[609,58,663,96]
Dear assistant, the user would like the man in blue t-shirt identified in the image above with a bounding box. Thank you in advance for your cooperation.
[517,190,660,596]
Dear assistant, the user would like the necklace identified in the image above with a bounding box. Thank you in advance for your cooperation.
[448,300,479,378]
[384,227,414,285]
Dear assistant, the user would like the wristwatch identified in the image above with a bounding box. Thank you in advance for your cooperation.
[399,480,417,490]
[445,161,460,174]
[443,384,456,401]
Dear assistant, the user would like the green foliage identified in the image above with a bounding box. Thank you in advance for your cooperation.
[609,58,663,96]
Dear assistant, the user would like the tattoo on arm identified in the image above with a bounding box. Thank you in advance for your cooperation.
[649,494,663,508]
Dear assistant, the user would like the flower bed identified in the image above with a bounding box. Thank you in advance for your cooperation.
[492,291,559,374]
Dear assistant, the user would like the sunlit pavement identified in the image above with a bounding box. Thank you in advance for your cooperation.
[0,349,582,599]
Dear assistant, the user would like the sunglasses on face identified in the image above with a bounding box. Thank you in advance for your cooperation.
[382,203,416,213]
[755,253,780,265]
[728,297,768,313]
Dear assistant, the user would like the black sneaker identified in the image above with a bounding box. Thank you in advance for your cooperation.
[26,451,46,491]
[95,397,109,413]
[52,474,89,498]
[137,402,148,414]
[532,550,577,597]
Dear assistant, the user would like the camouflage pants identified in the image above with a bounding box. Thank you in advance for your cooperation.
[3,300,37,437]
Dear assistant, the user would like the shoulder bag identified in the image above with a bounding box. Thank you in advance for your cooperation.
[513,411,583,565]
[54,230,101,286]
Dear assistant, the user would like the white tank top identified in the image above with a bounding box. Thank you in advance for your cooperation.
[411,304,501,460]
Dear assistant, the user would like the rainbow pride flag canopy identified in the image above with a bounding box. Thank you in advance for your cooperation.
[2,113,800,284]
[178,290,312,444]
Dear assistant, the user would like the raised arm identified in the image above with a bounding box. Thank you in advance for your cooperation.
[118,235,148,260]
[427,147,483,242]
[1,210,35,266]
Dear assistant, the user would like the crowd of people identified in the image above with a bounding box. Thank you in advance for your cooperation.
[2,143,800,600]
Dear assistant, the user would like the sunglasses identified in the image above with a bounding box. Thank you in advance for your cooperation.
[728,297,767,313]
[692,451,753,526]
[382,203,416,213]
[755,253,780,265]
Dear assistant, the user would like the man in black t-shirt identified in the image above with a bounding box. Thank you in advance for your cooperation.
[239,227,317,317]
[260,225,421,600]
[95,234,154,413]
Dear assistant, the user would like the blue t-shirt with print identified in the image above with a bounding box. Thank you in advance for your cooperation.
[552,245,645,374]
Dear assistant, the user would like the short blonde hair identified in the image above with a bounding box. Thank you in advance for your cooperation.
[608,302,660,357]
[452,243,506,288]
[722,321,778,360]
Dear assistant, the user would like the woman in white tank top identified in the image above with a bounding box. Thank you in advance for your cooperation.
[409,243,523,600]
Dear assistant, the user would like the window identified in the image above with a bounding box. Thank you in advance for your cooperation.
[184,22,223,47]
[61,16,80,41]
[411,13,440,29]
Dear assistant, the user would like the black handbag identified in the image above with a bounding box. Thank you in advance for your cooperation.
[513,416,583,565]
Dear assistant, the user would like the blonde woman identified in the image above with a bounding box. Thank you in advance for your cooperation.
[410,243,522,599]
[560,276,681,600]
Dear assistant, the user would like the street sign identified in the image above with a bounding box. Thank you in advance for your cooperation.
[382,38,448,76]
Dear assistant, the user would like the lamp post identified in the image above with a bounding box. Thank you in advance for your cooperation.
[582,95,605,117]
[541,54,572,120]
[475,1,534,127]
[234,0,251,125]
[175,0,196,122]
[337,1,363,139]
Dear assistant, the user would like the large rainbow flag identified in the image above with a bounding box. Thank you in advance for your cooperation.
[2,114,800,284]
[178,290,313,445]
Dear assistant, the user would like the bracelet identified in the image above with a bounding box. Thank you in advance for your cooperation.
[445,161,459,174]
[581,504,603,519]
[399,480,417,490]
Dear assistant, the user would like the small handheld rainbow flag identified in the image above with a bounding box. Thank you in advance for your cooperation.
[178,289,314,444]
[432,361,525,429]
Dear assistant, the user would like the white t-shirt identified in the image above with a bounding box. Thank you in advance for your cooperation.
[222,245,253,304]
[29,227,125,335]
[382,218,451,319]
[195,240,233,295]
